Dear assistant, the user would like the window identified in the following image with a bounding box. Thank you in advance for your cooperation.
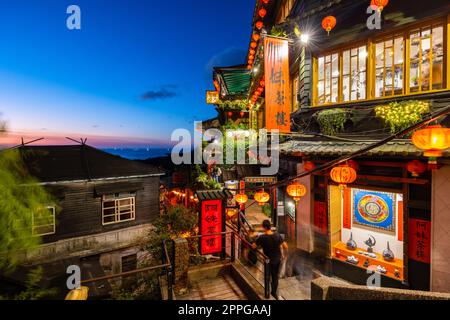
[317,53,339,104]
[292,74,299,111]
[343,46,368,101]
[375,36,404,97]
[121,254,137,272]
[102,193,136,225]
[32,206,56,236]
[409,24,444,93]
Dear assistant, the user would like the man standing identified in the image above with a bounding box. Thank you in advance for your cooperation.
[251,220,288,300]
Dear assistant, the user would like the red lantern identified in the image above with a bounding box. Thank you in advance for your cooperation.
[406,160,427,178]
[247,65,252,70]
[370,0,389,13]
[262,0,269,4]
[286,182,307,202]
[322,16,337,35]
[330,164,357,187]
[250,41,258,48]
[235,193,248,205]
[254,190,270,206]
[249,49,256,55]
[255,21,264,30]
[260,80,265,87]
[240,111,245,117]
[412,125,450,170]
[227,111,233,117]
[258,8,267,18]
[252,33,260,41]
[303,161,316,171]
[257,86,264,93]
[248,54,255,60]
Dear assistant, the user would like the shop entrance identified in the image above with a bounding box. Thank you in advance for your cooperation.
[329,185,405,282]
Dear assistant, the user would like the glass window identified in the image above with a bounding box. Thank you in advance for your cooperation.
[375,36,404,97]
[342,46,367,102]
[317,53,339,104]
[102,193,136,225]
[32,206,56,236]
[410,25,444,93]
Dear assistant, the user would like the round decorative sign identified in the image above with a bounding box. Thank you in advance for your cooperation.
[357,195,389,224]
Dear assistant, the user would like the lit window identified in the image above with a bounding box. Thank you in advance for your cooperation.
[375,36,404,98]
[343,46,367,101]
[317,53,339,104]
[32,206,56,236]
[409,25,444,93]
[102,193,136,225]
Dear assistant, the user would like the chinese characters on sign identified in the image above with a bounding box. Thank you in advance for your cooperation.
[264,37,291,133]
[200,200,223,255]
[206,90,220,104]
[314,201,327,235]
[408,218,431,264]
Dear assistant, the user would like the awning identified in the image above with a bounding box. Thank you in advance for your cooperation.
[214,66,251,98]
[94,182,144,196]
[279,139,450,158]
[196,190,234,201]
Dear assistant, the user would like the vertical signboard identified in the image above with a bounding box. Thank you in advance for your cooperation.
[200,200,223,255]
[409,218,431,264]
[264,37,291,133]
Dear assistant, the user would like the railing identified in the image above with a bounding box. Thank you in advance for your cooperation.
[185,229,271,299]
[80,240,174,300]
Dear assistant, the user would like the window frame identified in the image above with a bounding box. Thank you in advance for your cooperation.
[102,193,136,226]
[32,206,56,237]
[312,17,448,107]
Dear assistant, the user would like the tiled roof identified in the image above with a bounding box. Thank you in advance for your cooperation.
[279,139,450,158]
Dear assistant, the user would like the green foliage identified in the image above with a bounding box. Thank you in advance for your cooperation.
[316,109,350,136]
[262,204,272,218]
[110,272,161,300]
[375,100,430,134]
[270,26,287,38]
[0,267,58,300]
[217,100,247,111]
[0,149,56,270]
[193,165,221,190]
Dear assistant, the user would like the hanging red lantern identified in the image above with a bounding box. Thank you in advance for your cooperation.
[286,182,307,202]
[252,33,261,41]
[257,86,264,93]
[322,16,337,35]
[235,193,248,205]
[228,111,233,117]
[250,41,258,49]
[370,0,389,13]
[254,190,270,206]
[248,54,255,60]
[412,125,450,170]
[262,0,270,4]
[249,49,256,55]
[258,8,267,18]
[303,161,316,171]
[406,160,427,178]
[240,111,245,117]
[330,164,357,187]
[260,79,265,87]
[255,21,264,30]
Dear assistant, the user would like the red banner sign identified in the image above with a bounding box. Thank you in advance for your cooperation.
[314,201,327,235]
[408,218,431,264]
[264,37,291,133]
[200,200,223,255]
[342,188,352,229]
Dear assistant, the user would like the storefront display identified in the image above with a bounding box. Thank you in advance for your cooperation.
[330,186,405,281]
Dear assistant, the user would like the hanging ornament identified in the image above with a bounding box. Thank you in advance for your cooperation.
[235,193,248,205]
[255,21,264,30]
[249,49,256,56]
[262,0,270,4]
[260,79,265,87]
[240,111,245,117]
[250,41,258,48]
[322,16,337,36]
[258,8,267,18]
[406,160,427,178]
[330,164,357,187]
[254,190,270,206]
[412,125,450,170]
[227,111,233,117]
[286,182,307,202]
[252,33,261,42]
[370,0,389,15]
[303,161,316,171]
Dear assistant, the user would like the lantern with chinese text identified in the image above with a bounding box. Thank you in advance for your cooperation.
[330,164,357,187]
[412,125,450,170]
[235,193,248,205]
[303,161,316,171]
[406,160,427,178]
[258,8,267,18]
[370,0,389,14]
[254,190,270,206]
[255,21,264,30]
[322,16,337,35]
[286,182,307,202]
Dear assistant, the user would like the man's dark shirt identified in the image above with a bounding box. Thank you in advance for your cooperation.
[256,232,284,264]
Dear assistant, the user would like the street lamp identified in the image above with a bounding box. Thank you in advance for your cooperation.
[300,33,310,44]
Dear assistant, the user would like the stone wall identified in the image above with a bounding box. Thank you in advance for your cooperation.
[431,165,450,292]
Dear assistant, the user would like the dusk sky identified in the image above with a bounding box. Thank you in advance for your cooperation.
[0,0,254,147]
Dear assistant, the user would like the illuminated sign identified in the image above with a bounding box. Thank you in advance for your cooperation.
[206,90,220,104]
[200,199,223,255]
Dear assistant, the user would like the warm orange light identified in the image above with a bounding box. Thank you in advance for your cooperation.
[254,190,270,206]
[406,160,427,178]
[235,193,249,205]
[303,161,316,171]
[412,125,450,158]
[371,0,389,12]
[286,182,307,202]
[252,33,261,42]
[250,41,258,49]
[322,16,337,35]
[330,164,357,187]
[255,21,264,30]
[258,8,267,18]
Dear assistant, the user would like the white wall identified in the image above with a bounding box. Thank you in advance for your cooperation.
[340,189,404,259]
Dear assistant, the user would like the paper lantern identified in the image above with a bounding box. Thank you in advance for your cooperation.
[240,111,245,117]
[255,21,264,30]
[406,160,427,178]
[260,80,265,87]
[249,49,256,55]
[235,193,248,205]
[322,16,337,35]
[258,8,267,18]
[303,161,316,171]
[252,33,261,41]
[286,182,307,202]
[262,0,269,4]
[330,164,357,187]
[412,125,450,158]
[254,190,270,206]
[250,41,258,48]
[371,0,389,12]
[227,111,233,117]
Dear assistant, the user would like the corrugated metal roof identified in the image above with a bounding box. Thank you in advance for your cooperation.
[279,139,450,157]
[196,189,234,201]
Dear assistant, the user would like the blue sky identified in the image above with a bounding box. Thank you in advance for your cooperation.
[0,0,254,147]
